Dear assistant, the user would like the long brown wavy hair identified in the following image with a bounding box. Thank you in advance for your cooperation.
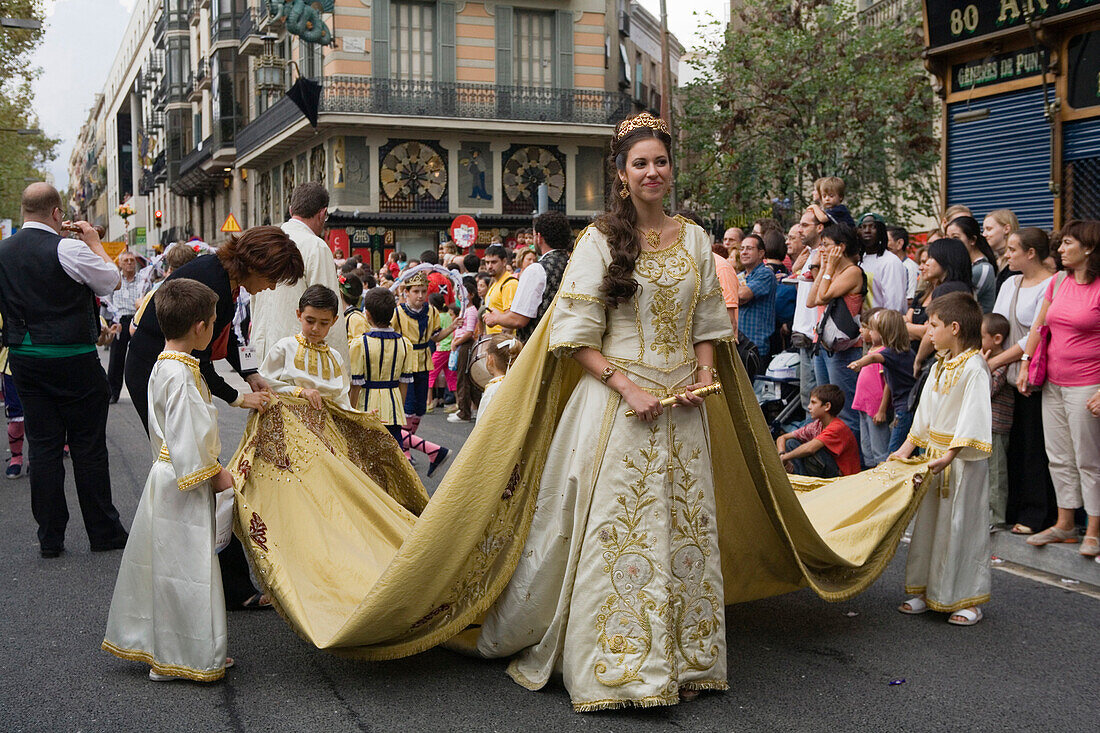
[595,124,673,307]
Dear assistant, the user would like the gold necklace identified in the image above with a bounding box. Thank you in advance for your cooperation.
[643,228,661,250]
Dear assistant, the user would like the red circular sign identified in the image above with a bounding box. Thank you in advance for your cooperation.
[449,215,479,250]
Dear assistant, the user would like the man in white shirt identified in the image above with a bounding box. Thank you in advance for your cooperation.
[0,183,127,558]
[856,215,908,313]
[250,182,347,363]
[483,211,572,342]
[887,226,920,306]
[793,208,823,411]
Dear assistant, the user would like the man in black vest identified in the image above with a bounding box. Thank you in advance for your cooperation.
[0,183,128,558]
[483,210,572,342]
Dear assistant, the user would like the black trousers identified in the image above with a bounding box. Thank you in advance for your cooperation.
[106,315,133,400]
[123,334,260,607]
[1006,390,1057,530]
[123,335,158,432]
[8,351,127,551]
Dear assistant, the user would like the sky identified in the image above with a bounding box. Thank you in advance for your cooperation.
[33,0,715,192]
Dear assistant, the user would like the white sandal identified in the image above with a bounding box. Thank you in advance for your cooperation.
[947,607,983,626]
[897,596,927,614]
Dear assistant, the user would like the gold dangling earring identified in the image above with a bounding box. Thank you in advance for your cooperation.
[619,182,630,199]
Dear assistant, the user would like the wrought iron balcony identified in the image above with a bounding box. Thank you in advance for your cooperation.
[237,78,630,160]
[148,109,165,129]
[238,7,263,54]
[139,169,157,196]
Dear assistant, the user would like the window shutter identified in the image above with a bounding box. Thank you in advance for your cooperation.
[555,10,573,89]
[438,1,456,83]
[496,5,513,87]
[372,0,390,78]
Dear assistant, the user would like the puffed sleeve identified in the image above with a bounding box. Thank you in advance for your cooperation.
[259,338,300,397]
[690,227,737,344]
[160,368,222,491]
[399,337,415,383]
[429,306,441,337]
[349,335,366,387]
[549,226,609,356]
[346,311,368,342]
[942,357,993,461]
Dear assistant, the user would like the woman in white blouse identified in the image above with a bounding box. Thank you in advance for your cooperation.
[988,228,1055,535]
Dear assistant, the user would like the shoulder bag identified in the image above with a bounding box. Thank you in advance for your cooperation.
[1027,271,1069,387]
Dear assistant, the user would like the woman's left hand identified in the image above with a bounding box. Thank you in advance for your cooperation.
[675,368,714,409]
[1088,389,1100,417]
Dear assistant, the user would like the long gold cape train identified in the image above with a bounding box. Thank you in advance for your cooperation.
[230,310,930,660]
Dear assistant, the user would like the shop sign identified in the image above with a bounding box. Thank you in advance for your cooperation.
[926,0,1100,49]
[953,47,1044,90]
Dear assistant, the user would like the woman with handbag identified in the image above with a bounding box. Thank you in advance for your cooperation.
[1017,220,1100,558]
[987,228,1055,535]
[807,223,866,443]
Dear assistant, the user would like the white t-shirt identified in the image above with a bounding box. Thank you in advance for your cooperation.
[791,246,820,338]
[861,252,908,313]
[476,376,505,423]
[900,256,920,301]
[510,262,547,319]
[993,273,1053,350]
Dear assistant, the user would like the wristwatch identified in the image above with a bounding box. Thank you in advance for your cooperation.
[1020,354,1031,362]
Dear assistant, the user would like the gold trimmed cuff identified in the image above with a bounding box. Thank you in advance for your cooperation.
[177,463,222,491]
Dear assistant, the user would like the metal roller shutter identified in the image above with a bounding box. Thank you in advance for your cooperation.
[947,87,1055,227]
[1063,117,1100,221]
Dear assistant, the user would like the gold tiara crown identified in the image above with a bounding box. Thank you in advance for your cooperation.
[403,271,430,288]
[615,112,670,141]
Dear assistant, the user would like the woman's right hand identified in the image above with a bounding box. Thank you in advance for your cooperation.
[239,391,272,412]
[1015,367,1031,396]
[622,385,663,423]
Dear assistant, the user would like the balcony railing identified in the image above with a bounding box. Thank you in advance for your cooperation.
[238,7,255,42]
[237,78,630,160]
[858,0,916,27]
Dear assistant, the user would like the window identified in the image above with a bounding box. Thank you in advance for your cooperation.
[390,1,435,81]
[515,10,554,88]
[300,40,323,81]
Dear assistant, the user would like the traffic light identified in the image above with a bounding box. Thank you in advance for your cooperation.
[154,209,163,227]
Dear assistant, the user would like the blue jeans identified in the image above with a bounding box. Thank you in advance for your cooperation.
[785,437,840,478]
[813,345,862,445]
[889,407,914,454]
[799,345,817,412]
[860,412,890,467]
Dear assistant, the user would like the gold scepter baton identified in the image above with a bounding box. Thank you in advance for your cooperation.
[624,382,723,417]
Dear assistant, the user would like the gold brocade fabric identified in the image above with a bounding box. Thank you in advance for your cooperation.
[230,304,930,661]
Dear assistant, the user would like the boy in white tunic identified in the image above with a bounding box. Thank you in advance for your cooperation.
[103,279,240,681]
[891,292,992,626]
[260,285,351,410]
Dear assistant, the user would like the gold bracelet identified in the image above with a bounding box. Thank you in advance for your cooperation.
[600,366,616,383]
[697,365,719,382]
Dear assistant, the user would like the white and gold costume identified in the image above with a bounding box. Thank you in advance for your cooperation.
[260,333,351,409]
[904,349,993,612]
[476,219,733,709]
[102,352,227,681]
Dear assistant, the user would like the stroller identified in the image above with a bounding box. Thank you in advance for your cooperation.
[754,350,804,438]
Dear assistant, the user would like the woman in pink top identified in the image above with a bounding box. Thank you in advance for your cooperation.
[447,277,483,424]
[1018,220,1100,559]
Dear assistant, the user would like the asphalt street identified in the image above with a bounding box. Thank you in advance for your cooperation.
[1,356,1096,732]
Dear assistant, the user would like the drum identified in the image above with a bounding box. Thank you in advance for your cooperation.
[468,335,494,391]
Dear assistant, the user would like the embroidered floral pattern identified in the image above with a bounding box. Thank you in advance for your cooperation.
[249,512,269,551]
[248,405,292,471]
[660,421,721,676]
[594,425,662,687]
[635,246,692,360]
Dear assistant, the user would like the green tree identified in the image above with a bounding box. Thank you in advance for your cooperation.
[0,1,58,222]
[678,0,939,227]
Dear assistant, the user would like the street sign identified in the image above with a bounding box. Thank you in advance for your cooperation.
[449,215,478,250]
[220,213,242,233]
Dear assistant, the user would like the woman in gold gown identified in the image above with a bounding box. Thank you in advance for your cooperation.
[228,113,931,713]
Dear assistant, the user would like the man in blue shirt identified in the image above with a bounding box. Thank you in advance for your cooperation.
[738,233,777,359]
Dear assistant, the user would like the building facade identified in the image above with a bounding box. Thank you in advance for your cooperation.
[922,1,1100,228]
[69,0,682,264]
